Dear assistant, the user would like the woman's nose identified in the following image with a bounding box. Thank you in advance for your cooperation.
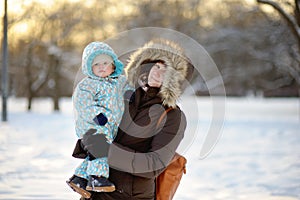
[153,69,161,77]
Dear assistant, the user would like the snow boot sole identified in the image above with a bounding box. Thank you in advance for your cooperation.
[66,180,91,198]
[86,185,115,192]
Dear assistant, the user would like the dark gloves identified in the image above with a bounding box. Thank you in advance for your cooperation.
[72,139,88,159]
[81,129,110,159]
[93,113,108,126]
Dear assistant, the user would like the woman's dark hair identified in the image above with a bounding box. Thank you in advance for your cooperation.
[139,59,166,75]
[141,59,165,65]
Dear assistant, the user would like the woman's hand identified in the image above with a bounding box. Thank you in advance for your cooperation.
[82,129,110,158]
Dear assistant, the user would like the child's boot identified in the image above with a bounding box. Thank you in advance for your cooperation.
[86,175,116,192]
[66,175,91,198]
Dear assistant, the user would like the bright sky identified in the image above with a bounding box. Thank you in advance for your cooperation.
[0,0,90,37]
[0,0,259,16]
[0,0,134,17]
[0,0,79,16]
[0,0,277,37]
[1,0,45,16]
[0,0,276,19]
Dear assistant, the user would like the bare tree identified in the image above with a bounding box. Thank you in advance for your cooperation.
[257,0,300,85]
[10,2,84,111]
[6,0,299,100]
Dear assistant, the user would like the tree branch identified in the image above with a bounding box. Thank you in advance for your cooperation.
[257,0,300,50]
[295,0,300,26]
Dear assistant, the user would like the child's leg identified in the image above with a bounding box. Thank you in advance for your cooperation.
[74,157,89,179]
[84,131,113,178]
[86,157,109,178]
[67,157,91,198]
[86,157,115,192]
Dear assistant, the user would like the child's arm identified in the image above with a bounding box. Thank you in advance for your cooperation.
[74,88,102,122]
[73,81,111,126]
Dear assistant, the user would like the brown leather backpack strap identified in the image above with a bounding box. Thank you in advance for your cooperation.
[156,107,174,128]
[155,107,187,200]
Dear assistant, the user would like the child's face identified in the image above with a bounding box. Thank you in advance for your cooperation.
[92,55,114,78]
[92,62,114,78]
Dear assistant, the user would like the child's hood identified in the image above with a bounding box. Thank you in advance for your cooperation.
[81,42,124,79]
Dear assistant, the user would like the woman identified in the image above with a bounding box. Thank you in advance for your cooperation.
[83,38,193,200]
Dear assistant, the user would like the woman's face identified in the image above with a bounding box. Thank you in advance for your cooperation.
[147,62,167,88]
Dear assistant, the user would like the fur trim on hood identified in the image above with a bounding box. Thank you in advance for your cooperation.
[126,39,191,108]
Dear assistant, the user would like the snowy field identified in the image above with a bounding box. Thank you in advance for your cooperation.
[0,96,299,200]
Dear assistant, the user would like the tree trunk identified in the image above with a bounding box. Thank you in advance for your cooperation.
[25,50,33,111]
[53,97,59,111]
[52,56,60,111]
[27,95,32,111]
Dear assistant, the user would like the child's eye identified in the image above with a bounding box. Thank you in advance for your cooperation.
[154,64,160,69]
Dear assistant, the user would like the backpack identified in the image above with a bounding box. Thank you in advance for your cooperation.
[155,107,187,200]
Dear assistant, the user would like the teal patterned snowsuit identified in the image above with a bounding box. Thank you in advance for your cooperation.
[73,42,128,179]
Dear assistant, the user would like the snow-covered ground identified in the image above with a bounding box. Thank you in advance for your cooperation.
[0,96,299,200]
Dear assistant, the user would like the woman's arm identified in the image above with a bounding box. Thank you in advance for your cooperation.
[108,109,186,178]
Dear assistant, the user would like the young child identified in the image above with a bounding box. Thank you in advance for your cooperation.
[67,41,128,198]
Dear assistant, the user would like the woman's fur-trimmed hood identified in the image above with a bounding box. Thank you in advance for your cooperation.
[126,39,190,108]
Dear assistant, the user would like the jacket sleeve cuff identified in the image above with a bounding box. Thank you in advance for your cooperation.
[93,113,108,126]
